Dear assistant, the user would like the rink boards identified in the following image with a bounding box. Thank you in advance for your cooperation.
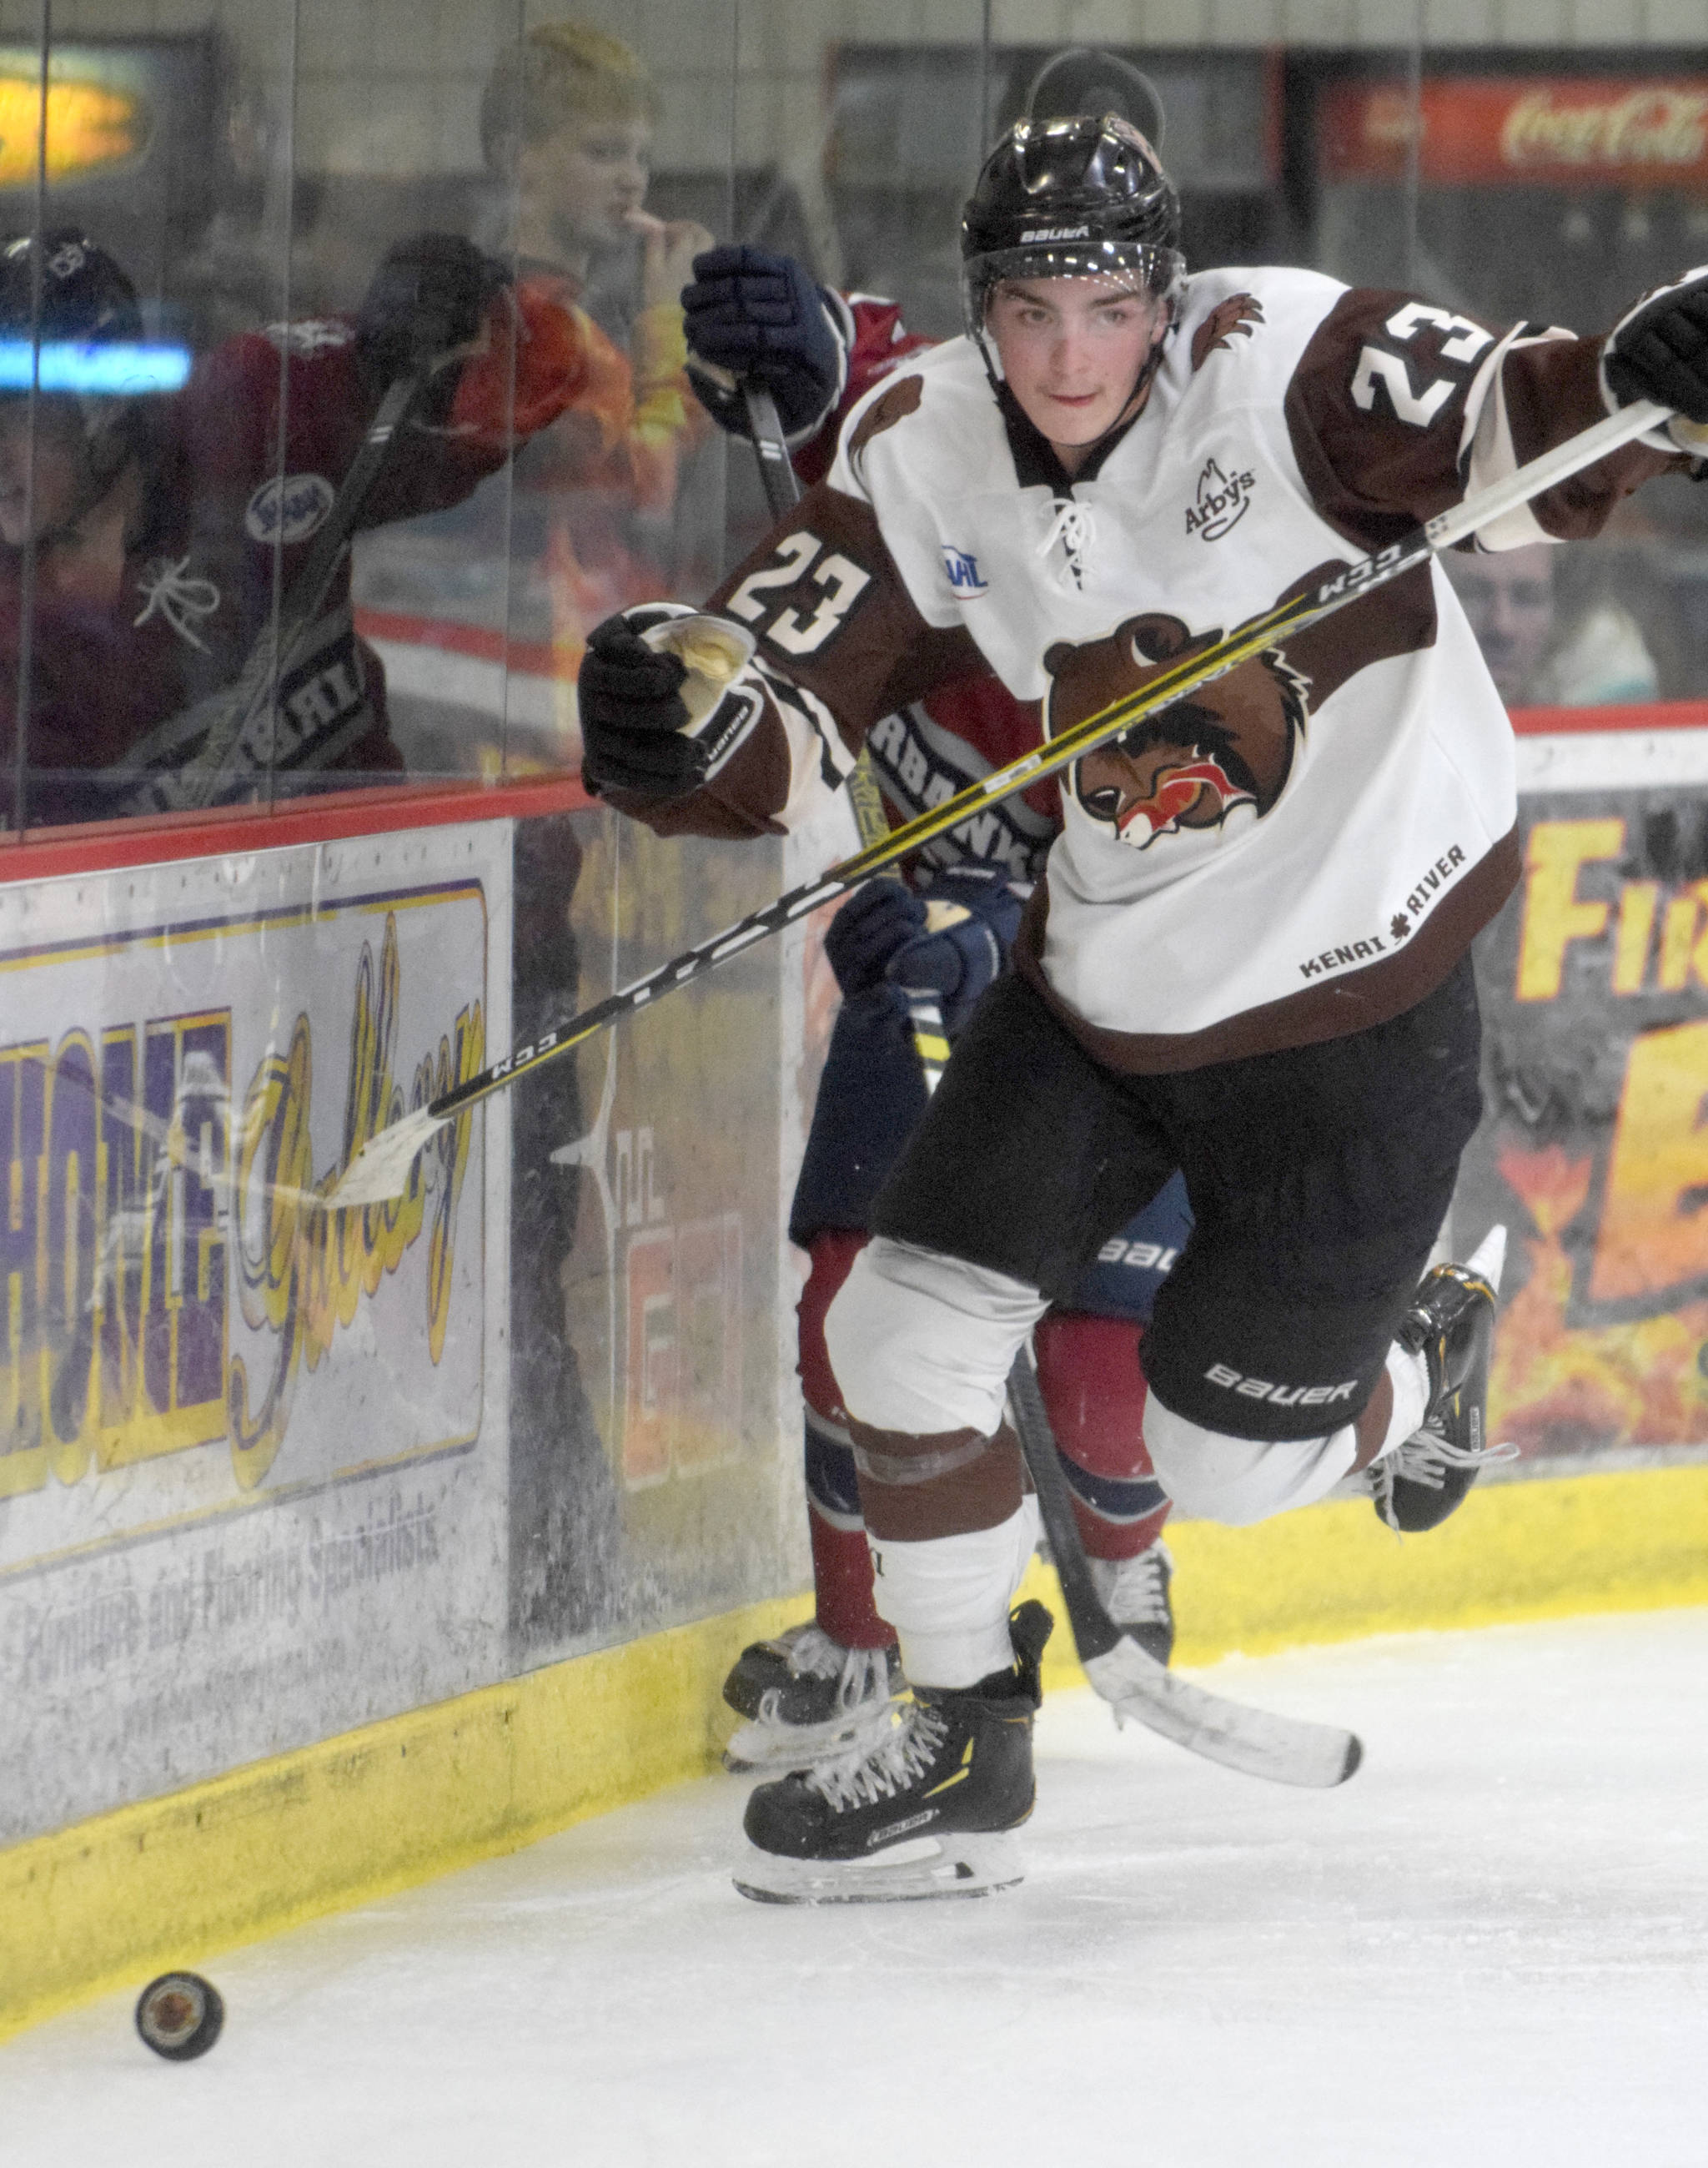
[8,714,1708,2042]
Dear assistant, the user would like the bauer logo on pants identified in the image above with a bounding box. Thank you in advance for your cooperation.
[1203,1363,1358,1408]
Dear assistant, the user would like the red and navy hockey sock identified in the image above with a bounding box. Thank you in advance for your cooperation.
[1033,1310,1173,1559]
[799,1230,896,1651]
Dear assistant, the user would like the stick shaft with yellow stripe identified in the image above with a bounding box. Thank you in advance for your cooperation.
[332,399,1667,1205]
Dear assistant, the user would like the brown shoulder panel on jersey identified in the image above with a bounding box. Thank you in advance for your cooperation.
[1287,288,1687,551]
[709,480,982,744]
[1284,288,1493,551]
[1012,822,1521,1075]
[846,374,925,470]
[597,482,981,843]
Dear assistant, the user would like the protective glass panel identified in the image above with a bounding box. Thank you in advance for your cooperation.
[10,2,1708,1858]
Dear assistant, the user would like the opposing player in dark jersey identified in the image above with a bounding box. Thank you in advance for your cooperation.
[681,235,1188,1772]
[582,114,1708,1898]
[0,228,583,828]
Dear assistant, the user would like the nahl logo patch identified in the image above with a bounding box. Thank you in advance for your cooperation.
[1185,458,1257,541]
[246,472,335,546]
[942,544,987,596]
[1204,1362,1358,1409]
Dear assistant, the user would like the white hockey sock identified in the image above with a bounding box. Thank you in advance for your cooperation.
[865,1496,1041,1691]
[1371,1340,1431,1463]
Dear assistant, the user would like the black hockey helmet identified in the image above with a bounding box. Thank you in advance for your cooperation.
[960,115,1184,372]
[0,229,152,490]
[1024,48,1166,151]
[0,229,144,346]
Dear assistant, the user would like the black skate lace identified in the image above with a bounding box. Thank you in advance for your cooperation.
[805,1701,950,1813]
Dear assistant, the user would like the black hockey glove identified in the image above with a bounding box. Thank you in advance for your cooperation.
[578,616,707,800]
[357,232,509,392]
[1604,269,1708,426]
[681,245,842,439]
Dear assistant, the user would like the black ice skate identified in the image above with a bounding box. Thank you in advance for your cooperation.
[721,1621,905,1772]
[1089,1540,1174,1666]
[734,1601,1054,1904]
[1372,1226,1517,1534]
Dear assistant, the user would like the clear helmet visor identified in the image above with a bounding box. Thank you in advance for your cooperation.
[962,239,1186,374]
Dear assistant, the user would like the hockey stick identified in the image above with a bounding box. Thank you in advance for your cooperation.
[332,396,1671,1205]
[119,361,434,817]
[1006,1351,1360,1787]
[741,380,801,522]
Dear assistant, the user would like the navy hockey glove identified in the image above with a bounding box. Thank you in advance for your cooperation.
[1604,268,1708,429]
[824,868,1025,1035]
[824,879,926,998]
[882,867,1025,1036]
[681,245,843,439]
[358,232,508,398]
[578,616,706,800]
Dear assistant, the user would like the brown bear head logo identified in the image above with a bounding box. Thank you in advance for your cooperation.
[1044,612,1310,850]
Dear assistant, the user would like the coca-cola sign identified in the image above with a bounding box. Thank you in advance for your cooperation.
[1322,78,1708,188]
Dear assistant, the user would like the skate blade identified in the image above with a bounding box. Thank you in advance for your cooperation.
[733,1830,1022,1905]
[722,1699,900,1774]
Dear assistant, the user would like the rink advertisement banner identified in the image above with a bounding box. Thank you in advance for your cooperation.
[1320,76,1708,190]
[0,822,510,1845]
[1467,725,1708,1462]
[511,808,805,1667]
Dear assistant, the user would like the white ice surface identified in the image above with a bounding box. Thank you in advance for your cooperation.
[8,1611,1707,2168]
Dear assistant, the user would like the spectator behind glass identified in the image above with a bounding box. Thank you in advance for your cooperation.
[1445,541,1659,709]
[471,28,721,1641]
[0,226,580,829]
[480,21,713,670]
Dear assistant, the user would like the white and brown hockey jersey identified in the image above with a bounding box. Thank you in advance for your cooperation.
[602,264,1690,1072]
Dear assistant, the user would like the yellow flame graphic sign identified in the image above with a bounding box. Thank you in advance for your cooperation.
[0,77,148,189]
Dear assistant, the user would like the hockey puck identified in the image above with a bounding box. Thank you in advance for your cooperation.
[135,1972,224,2061]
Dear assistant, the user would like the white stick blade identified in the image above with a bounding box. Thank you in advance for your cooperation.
[1083,1635,1362,1789]
[1466,1222,1507,1295]
[329,1109,445,1205]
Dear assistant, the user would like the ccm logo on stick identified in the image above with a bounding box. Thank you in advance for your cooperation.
[1203,1363,1358,1407]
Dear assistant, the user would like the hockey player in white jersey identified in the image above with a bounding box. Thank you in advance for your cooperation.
[579,114,1708,1899]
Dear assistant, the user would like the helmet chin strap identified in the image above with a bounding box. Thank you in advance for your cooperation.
[1100,316,1175,437]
